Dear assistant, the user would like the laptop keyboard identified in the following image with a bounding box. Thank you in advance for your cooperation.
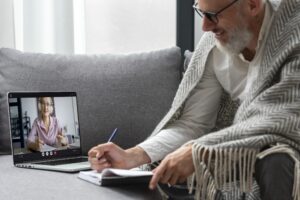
[36,157,88,166]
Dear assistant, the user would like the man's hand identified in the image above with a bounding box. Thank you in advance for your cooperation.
[88,143,151,172]
[149,144,194,190]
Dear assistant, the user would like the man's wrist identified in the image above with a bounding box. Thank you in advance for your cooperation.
[125,146,151,168]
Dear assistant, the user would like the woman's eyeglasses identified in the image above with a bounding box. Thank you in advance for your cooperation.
[193,0,240,24]
[41,102,53,107]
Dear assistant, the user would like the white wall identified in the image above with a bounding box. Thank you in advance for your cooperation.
[0,0,15,48]
[21,98,38,125]
[54,97,77,137]
[84,0,176,54]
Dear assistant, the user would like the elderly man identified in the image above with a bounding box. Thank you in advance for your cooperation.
[88,0,300,199]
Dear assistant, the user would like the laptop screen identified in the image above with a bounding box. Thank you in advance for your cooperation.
[8,92,83,164]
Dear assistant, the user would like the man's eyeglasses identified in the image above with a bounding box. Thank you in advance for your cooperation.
[193,0,240,24]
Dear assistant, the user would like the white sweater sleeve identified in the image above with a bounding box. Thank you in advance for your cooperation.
[138,58,223,162]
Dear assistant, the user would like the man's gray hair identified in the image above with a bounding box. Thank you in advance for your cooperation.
[236,0,267,6]
[194,0,267,6]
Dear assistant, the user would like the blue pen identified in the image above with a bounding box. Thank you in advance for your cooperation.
[107,128,118,142]
[97,128,118,161]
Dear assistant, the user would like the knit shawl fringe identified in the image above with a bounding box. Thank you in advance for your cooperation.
[186,144,300,200]
[189,145,258,200]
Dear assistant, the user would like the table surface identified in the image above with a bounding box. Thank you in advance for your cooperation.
[0,155,162,200]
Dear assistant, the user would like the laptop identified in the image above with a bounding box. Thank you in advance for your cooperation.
[8,92,90,172]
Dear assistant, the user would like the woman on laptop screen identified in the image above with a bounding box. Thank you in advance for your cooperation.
[27,97,68,152]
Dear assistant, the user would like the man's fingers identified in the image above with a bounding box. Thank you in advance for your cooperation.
[149,173,160,190]
[88,143,119,171]
[88,149,104,162]
[168,174,179,186]
[88,156,107,164]
[96,151,103,160]
[96,163,111,172]
[90,161,111,172]
[88,147,98,156]
[149,164,166,190]
[88,143,114,157]
[160,169,172,184]
[97,157,107,163]
[178,176,187,184]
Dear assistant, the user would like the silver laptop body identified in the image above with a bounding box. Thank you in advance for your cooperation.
[8,92,90,172]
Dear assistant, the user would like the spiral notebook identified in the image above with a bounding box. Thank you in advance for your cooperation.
[78,168,153,186]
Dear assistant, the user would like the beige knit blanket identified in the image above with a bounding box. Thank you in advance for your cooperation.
[150,0,300,199]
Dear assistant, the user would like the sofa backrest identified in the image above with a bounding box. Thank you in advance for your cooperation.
[0,47,181,154]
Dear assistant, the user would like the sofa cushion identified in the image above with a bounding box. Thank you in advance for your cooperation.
[0,47,181,154]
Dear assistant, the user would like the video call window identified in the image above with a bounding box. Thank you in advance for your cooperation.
[9,96,80,154]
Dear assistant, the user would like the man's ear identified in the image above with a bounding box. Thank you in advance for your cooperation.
[246,0,263,16]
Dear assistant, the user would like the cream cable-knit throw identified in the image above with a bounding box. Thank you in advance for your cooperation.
[150,0,300,199]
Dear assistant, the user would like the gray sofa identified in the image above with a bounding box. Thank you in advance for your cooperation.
[0,47,182,200]
[0,47,182,154]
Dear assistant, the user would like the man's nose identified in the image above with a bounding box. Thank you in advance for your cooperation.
[201,16,216,32]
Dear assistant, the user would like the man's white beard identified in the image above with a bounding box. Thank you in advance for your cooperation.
[216,24,252,56]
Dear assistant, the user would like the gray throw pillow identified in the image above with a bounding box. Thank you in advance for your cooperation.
[0,47,181,154]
